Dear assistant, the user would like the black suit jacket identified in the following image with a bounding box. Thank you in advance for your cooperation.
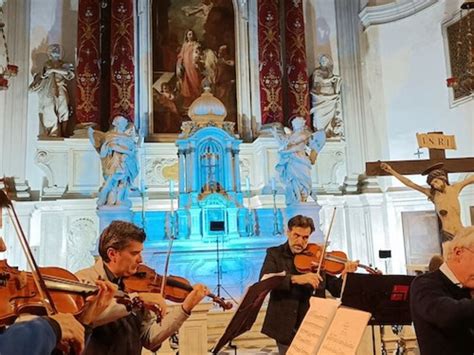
[259,242,342,345]
[410,269,474,355]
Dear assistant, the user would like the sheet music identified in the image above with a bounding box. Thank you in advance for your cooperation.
[287,297,341,355]
[318,307,371,355]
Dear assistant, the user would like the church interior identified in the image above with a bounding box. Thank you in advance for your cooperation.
[0,0,473,354]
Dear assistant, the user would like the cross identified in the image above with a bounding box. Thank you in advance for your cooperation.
[413,148,424,159]
[366,132,474,177]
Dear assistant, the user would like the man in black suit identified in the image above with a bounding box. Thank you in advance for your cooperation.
[259,215,358,354]
[410,227,474,355]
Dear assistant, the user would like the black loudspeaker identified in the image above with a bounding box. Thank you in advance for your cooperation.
[379,250,392,259]
[210,221,225,232]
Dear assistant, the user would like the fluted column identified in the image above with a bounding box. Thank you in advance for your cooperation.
[335,0,369,177]
[0,0,29,179]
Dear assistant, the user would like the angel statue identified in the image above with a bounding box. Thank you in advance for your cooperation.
[88,115,139,208]
[272,117,326,206]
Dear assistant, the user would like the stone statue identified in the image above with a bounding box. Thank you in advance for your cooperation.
[272,117,326,205]
[29,44,75,137]
[380,162,474,241]
[310,54,343,139]
[88,115,139,208]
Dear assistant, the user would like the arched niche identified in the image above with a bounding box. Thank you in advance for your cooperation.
[136,0,260,142]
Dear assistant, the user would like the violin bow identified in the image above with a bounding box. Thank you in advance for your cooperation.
[159,184,176,300]
[315,207,337,279]
[0,188,58,315]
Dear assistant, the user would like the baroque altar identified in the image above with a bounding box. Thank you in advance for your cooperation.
[175,89,245,240]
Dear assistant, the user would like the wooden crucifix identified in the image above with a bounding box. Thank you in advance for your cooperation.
[366,132,474,176]
[366,132,474,241]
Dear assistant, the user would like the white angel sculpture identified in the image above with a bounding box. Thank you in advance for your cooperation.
[29,44,75,137]
[272,117,326,205]
[88,115,139,207]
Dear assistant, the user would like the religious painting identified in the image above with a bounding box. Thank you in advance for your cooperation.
[151,0,237,139]
[445,11,474,102]
[401,211,441,268]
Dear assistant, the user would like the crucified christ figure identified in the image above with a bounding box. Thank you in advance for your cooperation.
[380,162,474,241]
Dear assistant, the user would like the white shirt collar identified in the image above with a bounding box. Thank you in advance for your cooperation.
[439,262,463,288]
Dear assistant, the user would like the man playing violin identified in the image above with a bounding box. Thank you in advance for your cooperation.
[76,220,210,355]
[410,227,474,355]
[259,215,358,355]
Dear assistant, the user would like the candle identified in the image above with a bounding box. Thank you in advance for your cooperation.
[169,179,174,194]
[246,176,250,191]
[271,177,276,191]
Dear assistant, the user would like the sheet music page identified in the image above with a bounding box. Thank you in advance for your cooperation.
[286,297,341,355]
[318,307,371,355]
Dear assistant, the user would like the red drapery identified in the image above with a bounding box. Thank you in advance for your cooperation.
[76,0,135,126]
[110,0,135,121]
[257,0,284,125]
[283,0,310,126]
[76,0,101,124]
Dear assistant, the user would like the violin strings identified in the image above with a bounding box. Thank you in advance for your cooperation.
[42,275,97,290]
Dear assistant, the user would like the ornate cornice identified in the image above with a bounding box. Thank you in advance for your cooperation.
[359,0,438,28]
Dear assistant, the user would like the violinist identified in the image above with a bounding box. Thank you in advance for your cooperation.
[0,279,116,355]
[409,227,474,355]
[259,215,358,355]
[76,220,210,355]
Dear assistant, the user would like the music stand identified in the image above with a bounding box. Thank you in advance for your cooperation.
[341,273,415,355]
[209,221,234,301]
[211,274,286,354]
[341,273,415,325]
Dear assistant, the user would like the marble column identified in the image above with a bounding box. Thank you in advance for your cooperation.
[0,0,29,180]
[335,0,369,182]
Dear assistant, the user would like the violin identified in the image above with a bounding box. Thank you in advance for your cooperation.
[123,264,233,310]
[0,259,138,327]
[294,243,381,276]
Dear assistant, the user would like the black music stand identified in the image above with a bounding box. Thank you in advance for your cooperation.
[341,273,415,326]
[341,273,415,355]
[209,221,234,300]
[211,274,286,355]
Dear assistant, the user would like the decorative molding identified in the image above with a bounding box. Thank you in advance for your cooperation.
[34,149,68,197]
[66,217,97,272]
[145,157,178,186]
[359,0,438,28]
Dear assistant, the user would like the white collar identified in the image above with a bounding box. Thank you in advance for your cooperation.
[439,262,463,288]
